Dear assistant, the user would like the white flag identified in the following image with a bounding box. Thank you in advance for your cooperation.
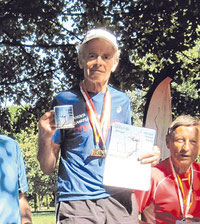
[145,77,172,160]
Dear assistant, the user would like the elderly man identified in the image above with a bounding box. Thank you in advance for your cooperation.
[135,115,200,223]
[0,134,32,224]
[37,28,160,224]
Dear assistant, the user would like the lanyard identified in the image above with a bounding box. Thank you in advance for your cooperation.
[80,81,111,150]
[170,158,193,218]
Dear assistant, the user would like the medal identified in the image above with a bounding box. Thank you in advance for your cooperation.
[185,214,193,219]
[91,148,106,157]
[170,159,193,220]
[176,215,197,224]
[80,81,111,157]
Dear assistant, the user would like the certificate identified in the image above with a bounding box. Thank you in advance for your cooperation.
[103,122,156,191]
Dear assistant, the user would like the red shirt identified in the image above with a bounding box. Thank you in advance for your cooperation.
[134,158,200,224]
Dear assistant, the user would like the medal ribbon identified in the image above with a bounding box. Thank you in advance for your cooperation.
[169,158,193,218]
[80,81,111,150]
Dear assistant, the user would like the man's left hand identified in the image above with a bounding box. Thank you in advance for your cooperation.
[138,146,161,167]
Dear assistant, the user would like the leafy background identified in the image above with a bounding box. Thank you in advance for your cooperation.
[0,0,200,210]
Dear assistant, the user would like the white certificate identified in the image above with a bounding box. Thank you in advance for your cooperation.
[103,122,156,191]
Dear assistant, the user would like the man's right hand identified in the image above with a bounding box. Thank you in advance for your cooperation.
[37,110,60,175]
[38,110,56,138]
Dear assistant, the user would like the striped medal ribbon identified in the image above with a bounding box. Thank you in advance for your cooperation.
[80,81,111,157]
[170,158,193,220]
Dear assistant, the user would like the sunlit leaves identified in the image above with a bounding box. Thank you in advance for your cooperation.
[0,0,200,131]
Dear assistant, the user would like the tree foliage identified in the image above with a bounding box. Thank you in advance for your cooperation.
[15,129,58,211]
[1,0,199,211]
[0,106,58,210]
[0,0,200,133]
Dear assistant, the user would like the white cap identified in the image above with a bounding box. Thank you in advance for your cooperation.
[79,28,118,52]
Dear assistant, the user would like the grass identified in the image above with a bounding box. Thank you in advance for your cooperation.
[32,211,56,224]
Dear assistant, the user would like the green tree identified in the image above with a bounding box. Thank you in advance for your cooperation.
[1,105,58,211]
[15,129,58,211]
[1,0,200,211]
[1,0,200,131]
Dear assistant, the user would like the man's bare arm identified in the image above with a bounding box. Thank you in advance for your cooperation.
[37,111,60,174]
[19,193,32,224]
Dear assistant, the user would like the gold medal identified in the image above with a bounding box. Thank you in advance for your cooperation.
[80,82,111,159]
[91,148,106,157]
[185,214,193,219]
